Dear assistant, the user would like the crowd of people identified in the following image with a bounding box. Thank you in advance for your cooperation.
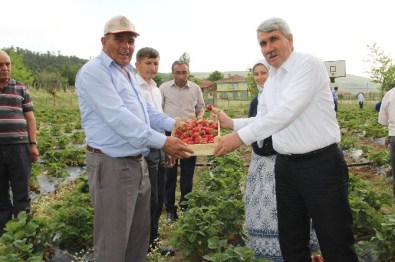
[3,13,394,262]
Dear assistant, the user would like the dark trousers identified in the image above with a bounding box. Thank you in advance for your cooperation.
[359,101,363,109]
[164,156,197,212]
[0,144,31,235]
[275,144,359,262]
[390,137,395,197]
[144,148,166,242]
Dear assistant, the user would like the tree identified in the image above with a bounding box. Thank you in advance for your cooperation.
[188,74,200,85]
[153,75,163,87]
[35,70,68,105]
[365,43,395,96]
[207,71,224,82]
[179,52,190,65]
[5,49,34,86]
[246,68,258,98]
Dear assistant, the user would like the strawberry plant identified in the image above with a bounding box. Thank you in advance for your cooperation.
[0,212,50,261]
[171,153,248,261]
[371,214,395,260]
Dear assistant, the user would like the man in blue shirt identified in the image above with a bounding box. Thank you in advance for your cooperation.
[75,15,192,262]
[332,86,339,112]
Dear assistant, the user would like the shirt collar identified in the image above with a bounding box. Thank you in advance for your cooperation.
[136,74,157,88]
[100,50,134,73]
[270,51,296,77]
[171,80,189,88]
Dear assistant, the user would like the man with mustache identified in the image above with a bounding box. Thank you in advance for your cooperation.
[0,50,39,236]
[213,17,358,261]
[75,15,192,262]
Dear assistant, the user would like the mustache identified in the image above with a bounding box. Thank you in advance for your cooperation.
[266,51,277,59]
[0,78,9,84]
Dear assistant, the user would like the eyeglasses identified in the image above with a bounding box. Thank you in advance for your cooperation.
[174,71,188,75]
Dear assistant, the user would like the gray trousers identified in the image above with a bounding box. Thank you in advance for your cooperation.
[86,152,151,262]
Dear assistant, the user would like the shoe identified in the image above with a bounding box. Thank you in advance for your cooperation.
[160,246,175,256]
[166,211,178,223]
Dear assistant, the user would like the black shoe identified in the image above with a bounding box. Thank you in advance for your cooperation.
[166,211,178,223]
[160,246,175,256]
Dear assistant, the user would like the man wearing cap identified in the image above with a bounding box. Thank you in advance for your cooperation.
[75,15,192,262]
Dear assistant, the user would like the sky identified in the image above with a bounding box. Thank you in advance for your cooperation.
[1,0,393,77]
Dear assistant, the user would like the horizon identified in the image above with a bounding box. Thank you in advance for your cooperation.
[1,0,394,78]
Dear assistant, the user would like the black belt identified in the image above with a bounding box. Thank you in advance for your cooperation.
[280,144,337,161]
[86,145,142,160]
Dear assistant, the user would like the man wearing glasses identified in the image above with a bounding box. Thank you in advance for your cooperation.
[159,60,205,222]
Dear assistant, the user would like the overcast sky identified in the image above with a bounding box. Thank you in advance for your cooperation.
[1,0,393,77]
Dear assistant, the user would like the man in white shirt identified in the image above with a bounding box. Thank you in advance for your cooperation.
[358,92,364,109]
[135,47,166,249]
[378,87,395,197]
[213,17,358,261]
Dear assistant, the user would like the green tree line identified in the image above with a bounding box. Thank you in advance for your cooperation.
[2,46,87,89]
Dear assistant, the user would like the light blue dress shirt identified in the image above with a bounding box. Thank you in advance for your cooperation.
[76,51,175,157]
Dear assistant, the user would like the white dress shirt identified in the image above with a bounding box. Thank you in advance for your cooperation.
[235,51,341,154]
[378,87,395,136]
[136,74,163,112]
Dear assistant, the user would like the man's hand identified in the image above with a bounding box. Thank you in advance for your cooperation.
[213,133,244,157]
[165,154,176,167]
[208,106,234,130]
[30,144,39,162]
[162,136,194,159]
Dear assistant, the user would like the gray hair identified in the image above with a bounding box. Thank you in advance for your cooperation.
[171,60,189,72]
[256,17,292,38]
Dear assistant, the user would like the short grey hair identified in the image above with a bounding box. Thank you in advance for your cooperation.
[256,17,292,38]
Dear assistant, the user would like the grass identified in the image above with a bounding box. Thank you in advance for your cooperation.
[30,88,79,110]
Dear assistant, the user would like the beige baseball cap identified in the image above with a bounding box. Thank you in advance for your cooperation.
[104,15,139,36]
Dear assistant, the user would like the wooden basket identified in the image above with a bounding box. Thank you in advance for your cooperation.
[171,119,220,156]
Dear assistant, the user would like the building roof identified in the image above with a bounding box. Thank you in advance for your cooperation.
[199,79,216,89]
[216,74,246,83]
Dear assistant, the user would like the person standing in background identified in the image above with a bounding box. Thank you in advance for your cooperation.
[213,17,358,261]
[160,60,205,223]
[378,86,395,197]
[0,50,39,236]
[358,92,364,109]
[135,47,167,249]
[332,86,339,112]
[75,15,192,262]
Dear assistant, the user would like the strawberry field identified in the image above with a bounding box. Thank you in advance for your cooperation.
[0,93,394,261]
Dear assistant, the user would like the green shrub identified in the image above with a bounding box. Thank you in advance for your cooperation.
[0,212,49,261]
